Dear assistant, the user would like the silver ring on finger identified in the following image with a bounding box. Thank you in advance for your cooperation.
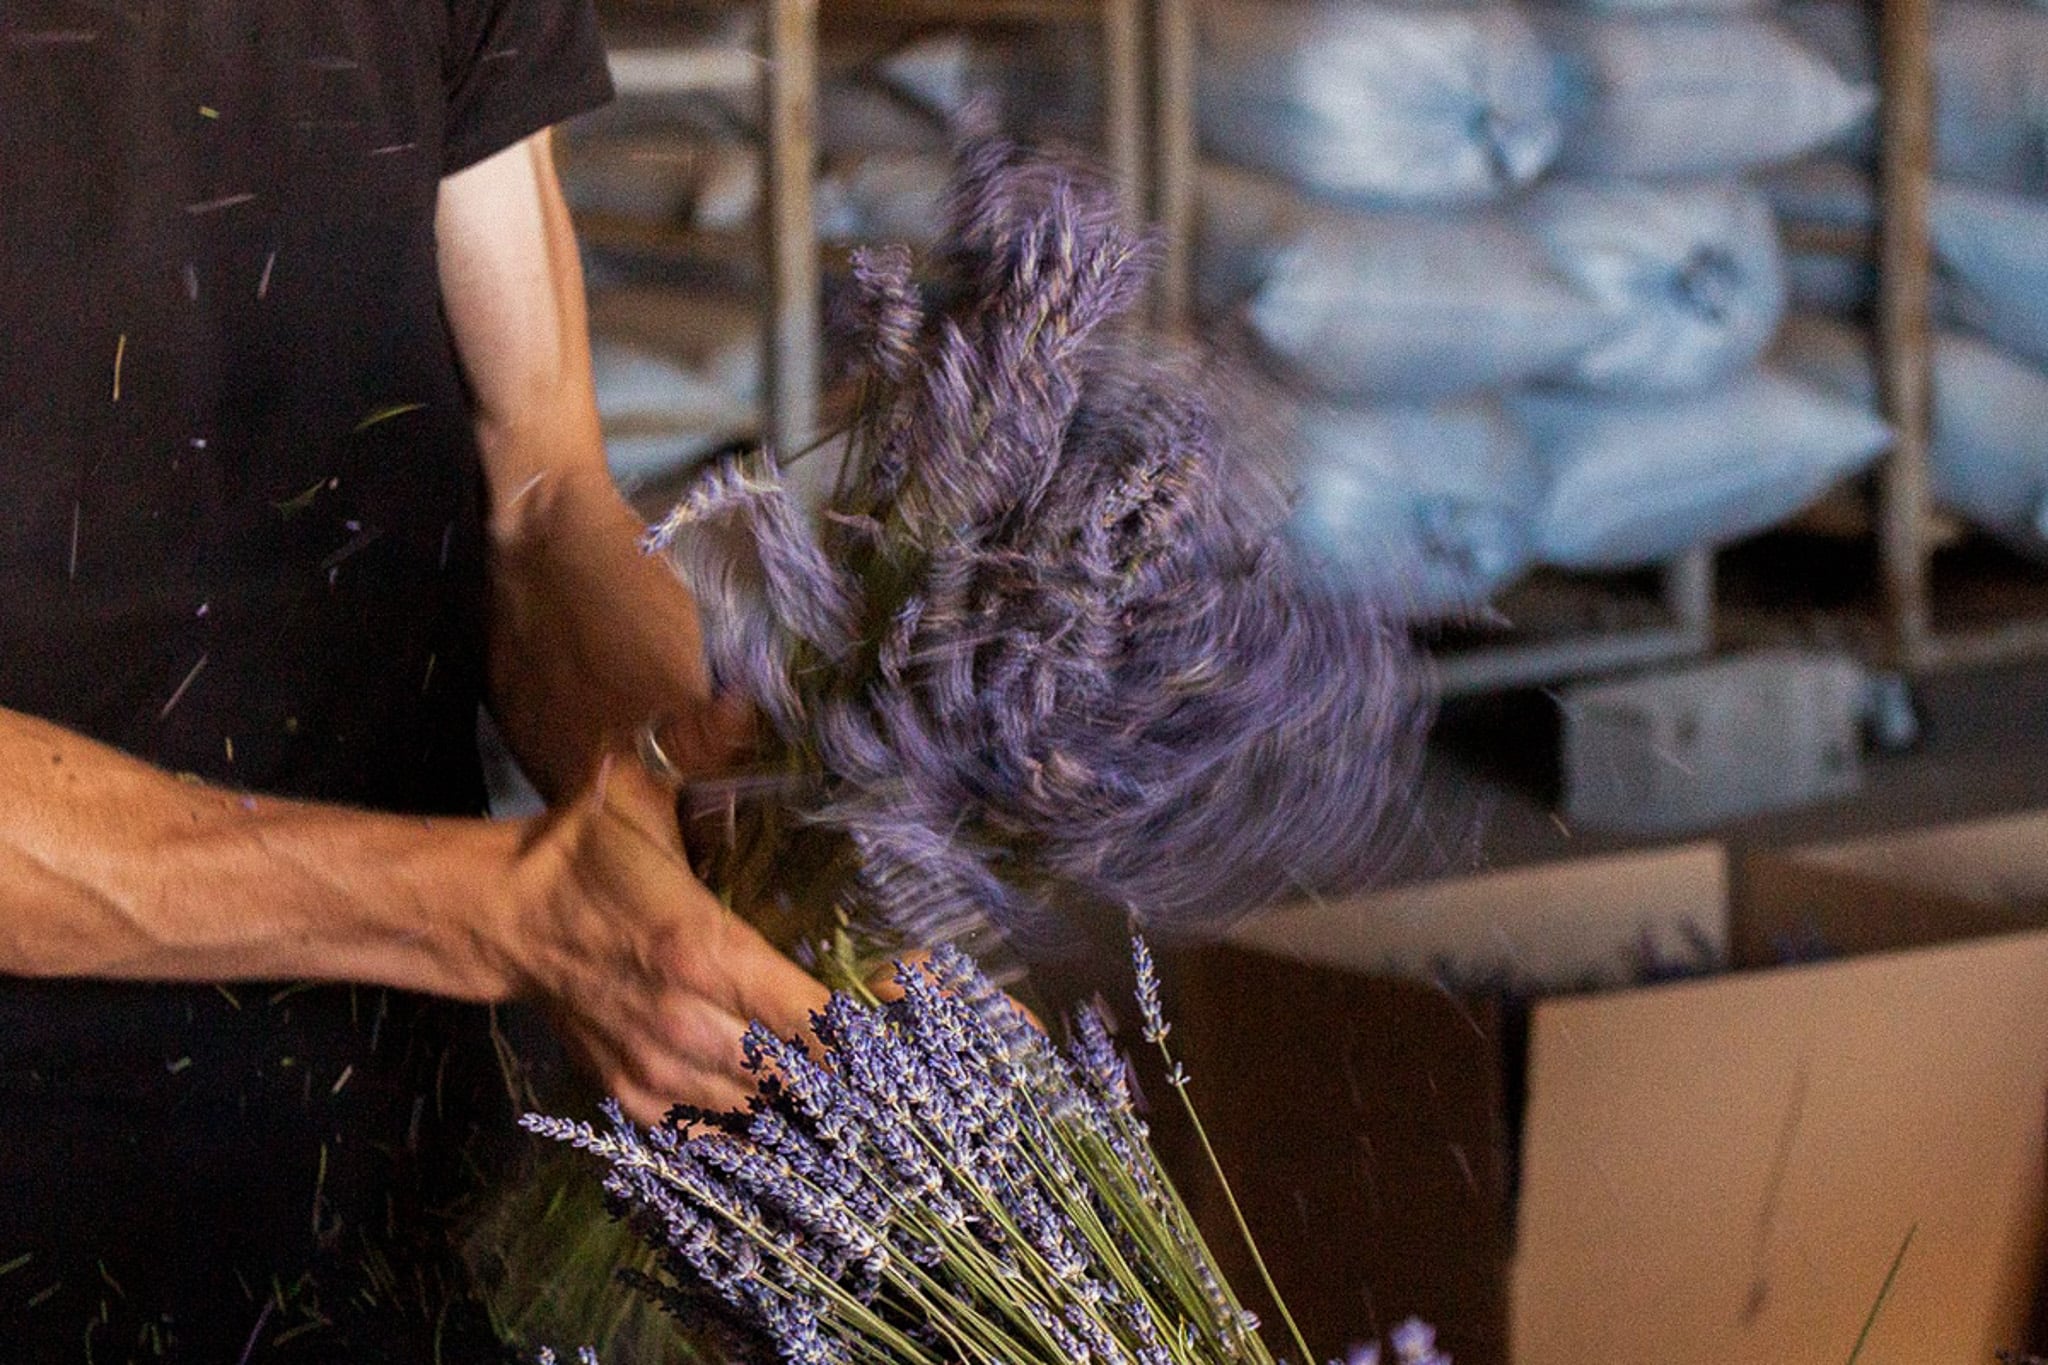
[634,720,686,786]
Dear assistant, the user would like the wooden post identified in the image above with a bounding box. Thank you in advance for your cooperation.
[1875,0,1936,670]
[1101,0,1146,225]
[1664,546,1716,652]
[1150,0,1196,329]
[765,0,821,457]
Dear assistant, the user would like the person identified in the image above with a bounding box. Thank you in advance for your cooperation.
[0,2,827,1358]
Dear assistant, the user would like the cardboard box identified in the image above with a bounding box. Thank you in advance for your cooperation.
[1160,821,2048,1365]
[1156,843,1730,1365]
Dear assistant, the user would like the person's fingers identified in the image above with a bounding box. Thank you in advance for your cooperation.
[610,1071,750,1128]
[643,991,754,1086]
[714,924,831,1042]
[583,1004,756,1122]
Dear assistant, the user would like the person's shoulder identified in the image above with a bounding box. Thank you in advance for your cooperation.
[441,0,613,176]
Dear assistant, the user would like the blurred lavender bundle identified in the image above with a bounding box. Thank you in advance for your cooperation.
[1344,1320,1451,1365]
[527,942,1390,1365]
[653,132,1425,959]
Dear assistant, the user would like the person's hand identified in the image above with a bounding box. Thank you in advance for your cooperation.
[634,692,758,787]
[488,754,827,1123]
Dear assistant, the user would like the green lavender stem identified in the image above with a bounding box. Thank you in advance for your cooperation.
[1156,1035,1316,1365]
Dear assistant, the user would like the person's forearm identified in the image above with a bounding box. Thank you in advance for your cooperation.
[433,130,720,800]
[0,707,523,1000]
[484,450,716,801]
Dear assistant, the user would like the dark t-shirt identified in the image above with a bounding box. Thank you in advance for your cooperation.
[0,4,611,1358]
[2,0,608,811]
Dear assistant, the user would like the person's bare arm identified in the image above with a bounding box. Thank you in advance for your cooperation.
[436,127,743,803]
[434,130,828,1110]
[0,701,814,1120]
[0,132,826,1126]
[0,707,514,999]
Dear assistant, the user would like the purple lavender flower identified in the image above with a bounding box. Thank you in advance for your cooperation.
[660,130,1427,961]
[1066,1001,1132,1111]
[1132,934,1169,1046]
[528,945,1313,1365]
[1389,1318,1450,1365]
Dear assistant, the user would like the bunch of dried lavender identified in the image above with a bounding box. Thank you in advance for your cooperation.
[481,133,1428,1358]
[526,942,1342,1365]
[654,131,1425,961]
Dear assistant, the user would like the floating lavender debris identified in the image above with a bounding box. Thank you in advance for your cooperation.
[527,943,1330,1365]
[653,131,1426,957]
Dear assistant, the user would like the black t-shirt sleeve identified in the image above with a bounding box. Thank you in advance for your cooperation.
[441,0,615,175]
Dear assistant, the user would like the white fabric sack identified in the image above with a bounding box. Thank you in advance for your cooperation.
[1198,0,1562,206]
[1519,178,1787,392]
[1288,401,1543,619]
[1197,166,1608,399]
[1517,368,1892,568]
[1773,314,2048,553]
[1783,0,2048,189]
[1761,165,2048,349]
[1538,12,1876,178]
[1930,182,2048,366]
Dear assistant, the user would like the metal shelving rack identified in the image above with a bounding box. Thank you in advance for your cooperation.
[1765,0,2048,679]
[598,1,822,457]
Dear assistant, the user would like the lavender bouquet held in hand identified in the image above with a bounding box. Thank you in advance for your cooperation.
[528,943,1319,1365]
[654,132,1424,958]
[482,134,1429,1359]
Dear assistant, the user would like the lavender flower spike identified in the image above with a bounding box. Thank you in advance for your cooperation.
[529,944,1343,1365]
[1389,1319,1450,1365]
[660,128,1428,961]
[1133,935,1169,1045]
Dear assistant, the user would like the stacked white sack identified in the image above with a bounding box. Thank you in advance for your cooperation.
[1762,157,2048,553]
[1783,0,2048,191]
[1197,0,1564,206]
[1512,370,1891,569]
[1774,315,2048,558]
[1199,167,1787,401]
[1491,5,1882,571]
[1191,0,1882,608]
[1286,403,1547,619]
[1536,10,1876,178]
[1187,0,1560,617]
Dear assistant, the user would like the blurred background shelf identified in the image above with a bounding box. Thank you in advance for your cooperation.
[577,0,1193,503]
[1768,0,2048,679]
[1430,553,1714,696]
[577,0,2048,701]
